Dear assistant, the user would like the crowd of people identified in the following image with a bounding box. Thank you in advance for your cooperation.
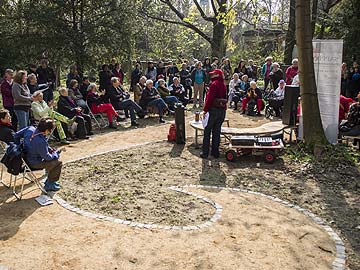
[0,55,359,193]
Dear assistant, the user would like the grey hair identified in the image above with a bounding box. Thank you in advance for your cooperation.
[87,83,97,92]
[145,79,153,86]
[292,58,298,64]
[250,81,257,86]
[140,76,147,82]
[111,77,119,84]
[173,77,179,81]
[273,62,280,67]
[28,73,37,80]
[158,79,165,84]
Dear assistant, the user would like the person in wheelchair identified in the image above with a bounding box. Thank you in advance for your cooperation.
[31,91,75,145]
[268,79,285,117]
[139,80,171,123]
[228,73,242,110]
[242,81,263,116]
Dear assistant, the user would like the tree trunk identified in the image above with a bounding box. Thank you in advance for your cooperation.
[296,0,328,150]
[211,22,226,58]
[284,0,296,64]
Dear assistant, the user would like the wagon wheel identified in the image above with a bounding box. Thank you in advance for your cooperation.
[226,150,237,162]
[264,151,276,164]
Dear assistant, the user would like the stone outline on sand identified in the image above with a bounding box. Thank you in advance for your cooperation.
[54,141,346,270]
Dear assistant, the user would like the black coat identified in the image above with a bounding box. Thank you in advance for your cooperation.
[57,96,79,118]
[0,123,15,144]
[139,87,159,109]
[107,86,129,110]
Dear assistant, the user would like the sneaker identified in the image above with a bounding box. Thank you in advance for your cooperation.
[60,139,71,145]
[44,181,60,192]
[79,136,90,140]
[159,118,165,123]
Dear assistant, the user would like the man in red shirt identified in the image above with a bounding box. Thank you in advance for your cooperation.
[201,69,227,159]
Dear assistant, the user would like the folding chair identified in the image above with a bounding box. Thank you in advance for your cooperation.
[86,102,108,129]
[0,141,14,188]
[11,158,47,200]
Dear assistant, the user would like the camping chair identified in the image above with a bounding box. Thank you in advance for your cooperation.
[86,102,108,129]
[12,158,47,200]
[0,141,14,188]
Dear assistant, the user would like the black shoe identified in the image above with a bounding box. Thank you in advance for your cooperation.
[241,110,246,114]
[168,110,175,115]
[131,121,139,127]
[159,118,165,123]
[87,131,94,136]
[211,153,220,158]
[137,110,146,119]
[200,153,208,159]
[79,136,90,140]
[109,122,118,129]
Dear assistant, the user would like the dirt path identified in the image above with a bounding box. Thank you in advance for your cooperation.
[0,113,338,270]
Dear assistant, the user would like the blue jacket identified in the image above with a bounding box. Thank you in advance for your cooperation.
[14,126,59,165]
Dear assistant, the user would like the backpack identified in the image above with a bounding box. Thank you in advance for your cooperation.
[1,142,25,175]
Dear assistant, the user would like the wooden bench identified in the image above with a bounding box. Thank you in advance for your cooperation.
[190,120,290,148]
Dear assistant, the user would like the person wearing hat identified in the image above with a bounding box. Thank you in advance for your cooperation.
[31,91,75,144]
[200,69,227,159]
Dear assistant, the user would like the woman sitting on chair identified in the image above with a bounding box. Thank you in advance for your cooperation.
[139,80,169,123]
[87,83,120,129]
[31,91,75,145]
[68,79,87,112]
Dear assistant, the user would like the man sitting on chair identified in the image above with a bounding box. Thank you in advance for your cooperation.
[0,109,16,144]
[57,87,93,139]
[15,117,63,192]
[31,91,75,145]
[107,77,143,127]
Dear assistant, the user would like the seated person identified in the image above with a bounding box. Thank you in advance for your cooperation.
[339,95,355,122]
[340,93,360,136]
[139,80,169,123]
[68,79,87,112]
[57,88,93,139]
[157,79,179,111]
[108,77,143,127]
[168,77,189,105]
[134,76,146,104]
[269,79,286,117]
[242,81,263,116]
[27,73,49,94]
[31,91,75,144]
[240,74,250,91]
[228,73,242,109]
[87,83,120,129]
[0,109,16,144]
[15,118,63,192]
[79,76,90,98]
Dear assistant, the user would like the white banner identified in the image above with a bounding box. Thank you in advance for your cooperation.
[313,40,343,144]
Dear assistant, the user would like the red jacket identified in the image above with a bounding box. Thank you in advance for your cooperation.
[112,69,124,84]
[339,95,354,122]
[285,66,298,85]
[203,76,227,113]
[0,79,14,107]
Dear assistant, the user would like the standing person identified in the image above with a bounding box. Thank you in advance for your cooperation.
[203,57,212,85]
[179,63,192,100]
[66,65,82,88]
[191,61,206,108]
[0,69,18,130]
[269,62,284,90]
[157,61,167,81]
[28,64,38,78]
[221,58,232,94]
[167,61,180,85]
[12,70,33,129]
[131,62,142,91]
[112,63,125,85]
[109,58,117,71]
[261,56,273,91]
[145,61,157,82]
[169,77,189,105]
[99,64,113,92]
[200,69,227,159]
[285,58,299,85]
[211,57,219,70]
[234,60,247,76]
[247,59,258,81]
[36,59,56,102]
[341,63,348,97]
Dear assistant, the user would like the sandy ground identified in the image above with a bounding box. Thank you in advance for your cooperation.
[0,111,339,270]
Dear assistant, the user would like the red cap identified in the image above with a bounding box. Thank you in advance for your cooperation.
[209,69,223,76]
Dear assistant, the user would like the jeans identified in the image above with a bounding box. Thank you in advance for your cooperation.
[118,99,142,122]
[163,96,179,110]
[14,109,29,130]
[202,108,226,157]
[148,98,167,116]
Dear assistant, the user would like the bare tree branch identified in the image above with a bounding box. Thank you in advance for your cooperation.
[192,0,217,23]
